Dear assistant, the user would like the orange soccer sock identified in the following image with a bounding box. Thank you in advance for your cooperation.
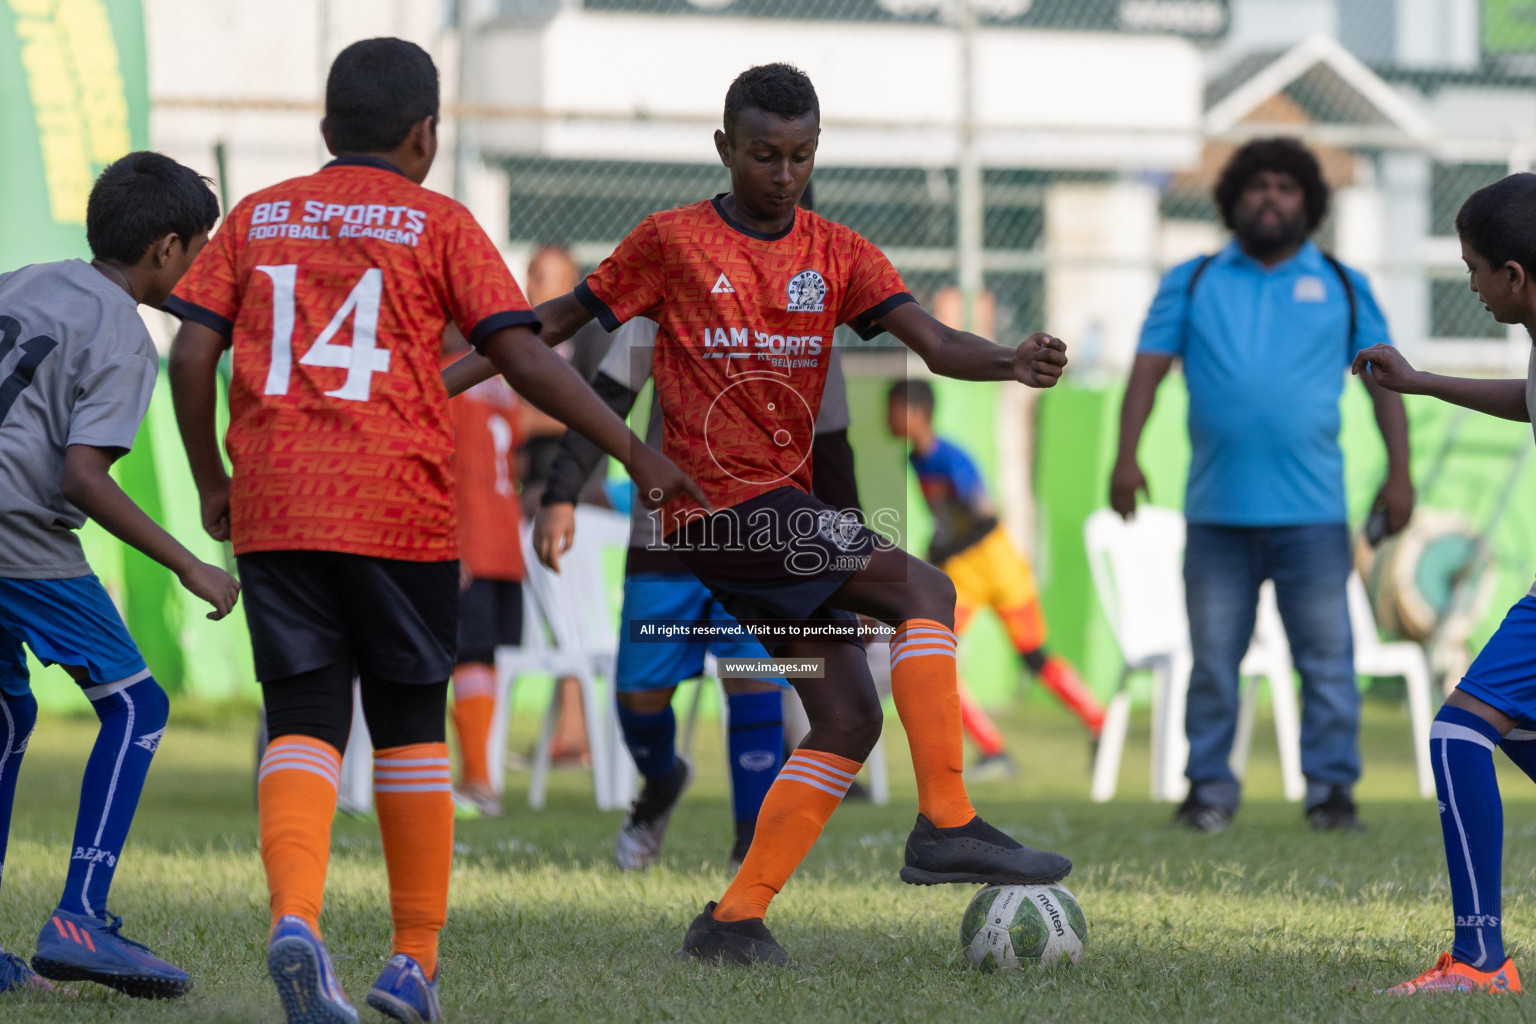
[957,682,1007,758]
[258,735,342,933]
[713,749,861,922]
[890,619,976,828]
[373,743,454,979]
[450,665,496,787]
[1038,655,1106,736]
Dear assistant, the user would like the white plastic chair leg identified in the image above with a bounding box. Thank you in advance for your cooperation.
[865,732,890,806]
[571,670,613,810]
[1230,679,1257,782]
[1091,681,1132,803]
[1268,670,1305,802]
[527,677,562,811]
[487,649,518,797]
[605,692,636,809]
[679,677,707,758]
[338,681,373,814]
[1404,656,1436,799]
[1153,652,1191,803]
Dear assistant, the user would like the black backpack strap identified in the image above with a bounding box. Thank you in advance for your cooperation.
[1178,254,1215,349]
[1184,254,1215,300]
[1321,252,1358,349]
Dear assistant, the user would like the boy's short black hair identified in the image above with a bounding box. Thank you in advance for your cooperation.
[1214,137,1331,233]
[86,152,219,264]
[325,37,439,154]
[888,379,935,414]
[723,63,819,141]
[1455,172,1536,279]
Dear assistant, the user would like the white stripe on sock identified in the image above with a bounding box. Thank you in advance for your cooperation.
[259,760,341,786]
[777,769,848,798]
[1439,736,1488,968]
[80,683,140,916]
[784,756,856,787]
[79,668,153,702]
[1430,721,1497,752]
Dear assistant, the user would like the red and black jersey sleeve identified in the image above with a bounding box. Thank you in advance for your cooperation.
[440,205,541,352]
[164,200,247,339]
[575,214,667,331]
[839,233,914,340]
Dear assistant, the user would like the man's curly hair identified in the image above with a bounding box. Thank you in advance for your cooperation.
[1214,138,1331,233]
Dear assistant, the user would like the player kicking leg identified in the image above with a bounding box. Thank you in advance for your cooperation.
[1357,174,1536,995]
[453,63,1073,965]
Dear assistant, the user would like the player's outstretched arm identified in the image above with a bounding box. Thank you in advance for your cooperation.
[480,324,708,511]
[61,444,240,620]
[168,321,234,541]
[1352,344,1529,422]
[876,302,1068,385]
[442,293,598,397]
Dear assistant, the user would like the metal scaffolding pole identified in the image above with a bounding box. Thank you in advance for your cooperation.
[955,0,983,334]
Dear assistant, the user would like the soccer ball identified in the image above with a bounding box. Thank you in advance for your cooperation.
[960,884,1087,970]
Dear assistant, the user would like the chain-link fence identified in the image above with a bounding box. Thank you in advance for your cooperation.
[427,0,1536,369]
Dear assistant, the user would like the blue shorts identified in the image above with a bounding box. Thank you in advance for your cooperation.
[1459,595,1536,727]
[615,572,785,694]
[0,575,147,697]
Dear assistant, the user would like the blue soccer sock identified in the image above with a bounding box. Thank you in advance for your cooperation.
[1500,727,1536,783]
[0,691,38,894]
[1430,704,1506,968]
[617,702,676,781]
[59,674,169,918]
[726,691,783,837]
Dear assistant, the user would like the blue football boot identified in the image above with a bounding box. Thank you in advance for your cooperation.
[266,915,358,1024]
[366,953,442,1023]
[32,909,190,998]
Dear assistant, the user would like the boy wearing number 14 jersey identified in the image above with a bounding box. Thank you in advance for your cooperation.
[167,38,698,1024]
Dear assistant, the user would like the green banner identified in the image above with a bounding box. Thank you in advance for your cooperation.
[0,0,148,270]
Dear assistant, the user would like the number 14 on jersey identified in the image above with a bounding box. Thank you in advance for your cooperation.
[257,264,391,401]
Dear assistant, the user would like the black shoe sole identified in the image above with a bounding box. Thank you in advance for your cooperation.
[898,864,1070,886]
[267,937,357,1024]
[366,988,431,1023]
[31,957,191,1000]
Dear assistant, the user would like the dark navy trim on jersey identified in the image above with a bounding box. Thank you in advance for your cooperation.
[323,154,411,179]
[466,309,543,353]
[575,280,622,331]
[161,295,233,339]
[711,194,796,242]
[848,292,916,339]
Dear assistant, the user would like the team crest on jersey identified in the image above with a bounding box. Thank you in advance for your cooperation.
[786,269,827,313]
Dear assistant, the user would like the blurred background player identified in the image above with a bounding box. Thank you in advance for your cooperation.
[0,152,235,998]
[887,379,1104,778]
[168,37,699,1024]
[443,326,524,817]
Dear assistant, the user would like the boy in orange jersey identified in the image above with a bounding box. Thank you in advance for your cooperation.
[167,38,699,1023]
[443,329,524,817]
[447,63,1073,966]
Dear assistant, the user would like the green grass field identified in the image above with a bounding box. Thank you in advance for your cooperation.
[6,692,1536,1022]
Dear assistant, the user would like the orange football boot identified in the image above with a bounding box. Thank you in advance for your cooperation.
[1381,953,1521,995]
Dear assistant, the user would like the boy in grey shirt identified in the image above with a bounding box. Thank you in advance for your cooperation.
[0,152,236,999]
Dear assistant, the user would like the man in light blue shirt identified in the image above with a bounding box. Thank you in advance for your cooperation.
[1111,138,1414,832]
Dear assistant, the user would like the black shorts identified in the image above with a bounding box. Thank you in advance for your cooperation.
[237,550,459,685]
[457,578,524,665]
[667,487,889,652]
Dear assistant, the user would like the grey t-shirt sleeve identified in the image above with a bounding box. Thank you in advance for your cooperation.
[814,344,850,435]
[68,354,158,452]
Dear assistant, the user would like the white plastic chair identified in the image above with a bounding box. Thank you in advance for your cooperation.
[1348,572,1436,798]
[488,508,632,811]
[1230,582,1306,801]
[1085,507,1192,803]
[337,681,373,815]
